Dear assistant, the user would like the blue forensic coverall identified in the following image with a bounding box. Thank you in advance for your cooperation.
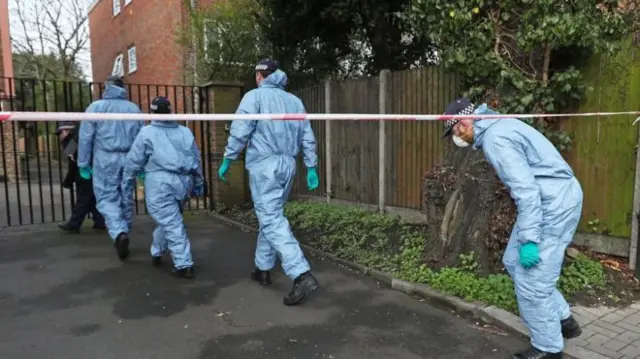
[78,84,143,241]
[224,69,317,280]
[121,120,204,269]
[472,104,583,353]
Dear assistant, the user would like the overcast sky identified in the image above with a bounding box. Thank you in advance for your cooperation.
[7,0,94,80]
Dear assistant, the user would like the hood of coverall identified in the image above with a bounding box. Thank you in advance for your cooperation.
[102,84,129,100]
[150,120,179,128]
[471,104,501,150]
[259,69,288,89]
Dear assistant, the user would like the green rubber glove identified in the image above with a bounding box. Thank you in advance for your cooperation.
[79,166,92,180]
[306,167,319,191]
[218,158,231,182]
[519,242,540,269]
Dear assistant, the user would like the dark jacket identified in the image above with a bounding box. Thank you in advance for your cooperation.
[61,127,80,188]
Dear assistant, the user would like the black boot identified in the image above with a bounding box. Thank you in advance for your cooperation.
[174,266,195,279]
[251,268,272,285]
[561,315,582,339]
[114,233,130,260]
[151,256,163,267]
[512,347,562,359]
[58,223,80,233]
[283,271,320,306]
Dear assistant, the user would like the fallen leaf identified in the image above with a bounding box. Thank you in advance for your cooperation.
[600,259,621,271]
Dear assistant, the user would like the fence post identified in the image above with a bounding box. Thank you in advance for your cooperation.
[324,80,332,203]
[632,124,640,274]
[378,70,390,213]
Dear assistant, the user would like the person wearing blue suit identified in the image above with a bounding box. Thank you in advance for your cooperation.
[442,97,583,359]
[122,96,204,278]
[218,59,320,306]
[77,75,143,260]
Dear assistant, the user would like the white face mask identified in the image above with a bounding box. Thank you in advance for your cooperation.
[452,135,471,148]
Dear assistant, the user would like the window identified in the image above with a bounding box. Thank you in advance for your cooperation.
[112,54,124,77]
[127,46,137,74]
[124,0,132,5]
[113,0,121,16]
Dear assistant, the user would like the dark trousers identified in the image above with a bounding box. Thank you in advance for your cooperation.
[67,177,105,229]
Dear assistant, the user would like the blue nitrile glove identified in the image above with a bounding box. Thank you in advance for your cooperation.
[137,173,145,181]
[218,158,231,182]
[306,167,319,191]
[79,166,92,180]
[519,242,541,269]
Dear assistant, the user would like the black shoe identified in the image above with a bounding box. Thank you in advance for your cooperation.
[151,256,163,267]
[114,233,130,261]
[561,315,582,339]
[174,266,195,279]
[251,268,272,285]
[512,347,562,359]
[58,223,80,233]
[283,271,319,306]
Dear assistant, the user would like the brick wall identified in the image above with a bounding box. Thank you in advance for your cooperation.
[0,0,10,94]
[0,0,20,182]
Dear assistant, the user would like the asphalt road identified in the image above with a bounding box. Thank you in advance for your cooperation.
[0,215,527,359]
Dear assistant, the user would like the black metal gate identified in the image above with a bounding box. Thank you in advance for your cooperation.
[0,77,244,227]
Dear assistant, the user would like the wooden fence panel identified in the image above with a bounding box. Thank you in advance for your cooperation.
[386,67,461,209]
[292,85,326,198]
[329,76,380,204]
[560,45,640,237]
[290,67,460,208]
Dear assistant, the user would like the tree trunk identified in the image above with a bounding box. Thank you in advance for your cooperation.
[422,143,516,275]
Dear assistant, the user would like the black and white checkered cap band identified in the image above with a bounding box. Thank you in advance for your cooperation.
[150,104,171,111]
[444,104,475,131]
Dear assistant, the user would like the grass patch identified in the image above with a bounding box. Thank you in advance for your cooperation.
[222,201,627,313]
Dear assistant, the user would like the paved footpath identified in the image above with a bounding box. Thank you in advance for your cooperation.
[0,215,527,359]
[565,303,640,358]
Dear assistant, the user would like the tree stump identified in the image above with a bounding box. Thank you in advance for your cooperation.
[422,143,516,275]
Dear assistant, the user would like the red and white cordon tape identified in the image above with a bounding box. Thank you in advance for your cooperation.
[1,111,640,122]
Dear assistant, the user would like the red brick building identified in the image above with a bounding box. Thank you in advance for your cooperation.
[88,0,191,86]
[0,0,13,96]
[0,0,20,181]
[88,0,198,114]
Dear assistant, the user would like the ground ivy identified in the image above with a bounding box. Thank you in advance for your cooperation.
[279,201,608,313]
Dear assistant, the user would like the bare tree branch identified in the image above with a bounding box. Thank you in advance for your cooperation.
[10,0,89,81]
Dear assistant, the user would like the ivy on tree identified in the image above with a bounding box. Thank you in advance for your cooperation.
[405,0,632,151]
